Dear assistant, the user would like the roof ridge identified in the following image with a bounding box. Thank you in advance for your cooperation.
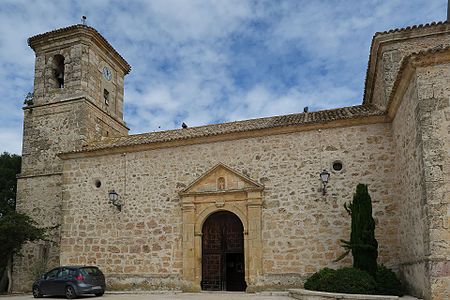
[92,104,379,141]
[77,104,384,154]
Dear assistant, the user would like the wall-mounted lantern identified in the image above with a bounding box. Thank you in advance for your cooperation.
[108,190,122,211]
[320,169,330,195]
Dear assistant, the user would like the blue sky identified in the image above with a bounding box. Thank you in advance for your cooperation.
[0,0,445,154]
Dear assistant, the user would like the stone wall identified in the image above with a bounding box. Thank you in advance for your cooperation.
[391,71,429,298]
[390,60,450,300]
[12,174,62,291]
[415,63,450,300]
[30,27,126,123]
[13,98,128,291]
[60,122,398,290]
[13,25,130,292]
[369,24,450,111]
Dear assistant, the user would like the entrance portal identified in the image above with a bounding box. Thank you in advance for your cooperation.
[201,211,246,291]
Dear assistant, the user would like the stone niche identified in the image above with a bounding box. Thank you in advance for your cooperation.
[179,163,264,292]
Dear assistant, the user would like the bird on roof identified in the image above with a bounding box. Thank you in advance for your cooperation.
[182,122,188,129]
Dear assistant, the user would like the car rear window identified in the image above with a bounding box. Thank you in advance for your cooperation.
[80,267,102,276]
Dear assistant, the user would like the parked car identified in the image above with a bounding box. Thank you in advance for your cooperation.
[32,266,106,299]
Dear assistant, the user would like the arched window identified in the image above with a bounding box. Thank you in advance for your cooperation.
[53,55,65,88]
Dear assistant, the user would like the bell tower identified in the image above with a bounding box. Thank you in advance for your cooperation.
[13,25,130,291]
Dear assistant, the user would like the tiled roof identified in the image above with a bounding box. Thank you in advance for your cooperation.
[28,24,131,74]
[373,20,448,36]
[71,105,384,153]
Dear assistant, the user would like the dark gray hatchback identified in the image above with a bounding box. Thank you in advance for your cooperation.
[32,266,106,299]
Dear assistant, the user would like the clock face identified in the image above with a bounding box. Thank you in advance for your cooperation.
[102,66,112,81]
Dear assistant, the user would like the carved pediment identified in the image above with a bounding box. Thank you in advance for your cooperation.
[180,163,263,195]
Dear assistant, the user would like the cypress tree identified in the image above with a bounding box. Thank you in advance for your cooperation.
[341,184,378,276]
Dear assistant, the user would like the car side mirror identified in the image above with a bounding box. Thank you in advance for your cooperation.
[41,274,46,279]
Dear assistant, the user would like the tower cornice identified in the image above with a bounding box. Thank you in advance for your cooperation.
[28,24,131,75]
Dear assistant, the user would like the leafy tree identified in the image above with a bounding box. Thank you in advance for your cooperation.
[0,152,48,293]
[0,152,21,215]
[337,184,378,276]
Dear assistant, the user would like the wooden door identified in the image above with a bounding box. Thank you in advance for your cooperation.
[201,211,246,291]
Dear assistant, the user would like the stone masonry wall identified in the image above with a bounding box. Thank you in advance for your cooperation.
[14,99,128,292]
[13,175,62,291]
[21,101,85,175]
[32,43,83,106]
[415,63,450,300]
[60,122,398,290]
[391,73,429,298]
[14,26,129,291]
[31,32,126,124]
[371,26,450,111]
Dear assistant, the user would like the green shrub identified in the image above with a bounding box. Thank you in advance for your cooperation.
[375,265,404,296]
[304,267,376,294]
[304,268,336,290]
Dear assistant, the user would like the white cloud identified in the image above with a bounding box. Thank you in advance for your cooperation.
[0,0,446,154]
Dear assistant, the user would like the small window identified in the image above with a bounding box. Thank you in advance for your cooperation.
[53,55,65,88]
[95,180,101,188]
[103,89,110,105]
[332,161,343,172]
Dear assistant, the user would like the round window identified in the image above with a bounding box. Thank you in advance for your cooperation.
[94,179,101,188]
[332,161,343,172]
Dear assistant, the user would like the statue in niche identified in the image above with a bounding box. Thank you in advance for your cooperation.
[217,177,225,190]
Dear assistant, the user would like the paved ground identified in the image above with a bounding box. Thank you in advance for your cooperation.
[0,292,422,300]
[0,292,292,300]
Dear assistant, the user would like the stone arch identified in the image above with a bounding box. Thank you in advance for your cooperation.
[180,163,264,292]
[201,210,246,291]
[194,204,248,235]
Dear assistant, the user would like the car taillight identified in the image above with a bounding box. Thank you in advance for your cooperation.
[75,274,84,281]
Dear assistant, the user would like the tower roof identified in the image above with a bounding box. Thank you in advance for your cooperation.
[28,24,131,74]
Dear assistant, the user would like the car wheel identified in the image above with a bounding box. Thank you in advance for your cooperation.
[32,286,43,298]
[95,291,104,297]
[65,285,77,299]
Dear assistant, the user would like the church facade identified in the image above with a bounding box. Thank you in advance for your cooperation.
[12,22,450,300]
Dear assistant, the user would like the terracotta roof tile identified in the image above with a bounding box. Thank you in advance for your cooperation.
[374,20,448,36]
[71,105,384,154]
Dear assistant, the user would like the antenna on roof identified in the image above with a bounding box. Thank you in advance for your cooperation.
[81,16,87,26]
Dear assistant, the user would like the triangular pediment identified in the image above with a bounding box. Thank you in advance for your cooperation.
[180,163,263,195]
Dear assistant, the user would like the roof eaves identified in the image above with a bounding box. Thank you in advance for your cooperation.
[65,105,384,155]
[28,24,131,74]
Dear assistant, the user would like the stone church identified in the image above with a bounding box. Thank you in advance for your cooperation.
[12,21,450,300]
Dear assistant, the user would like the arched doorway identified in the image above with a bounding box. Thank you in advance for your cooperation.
[201,211,247,291]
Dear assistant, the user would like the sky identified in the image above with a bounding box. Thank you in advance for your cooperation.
[0,0,446,154]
